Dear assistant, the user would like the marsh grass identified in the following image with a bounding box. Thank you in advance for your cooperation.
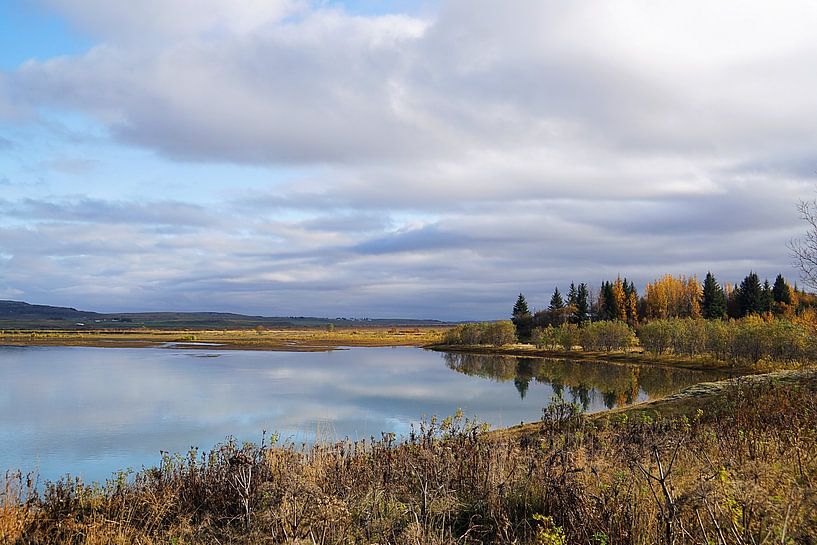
[0,327,448,351]
[3,376,816,544]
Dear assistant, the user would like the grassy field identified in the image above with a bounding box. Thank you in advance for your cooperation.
[0,326,450,350]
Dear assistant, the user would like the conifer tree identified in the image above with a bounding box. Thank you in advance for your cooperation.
[575,283,590,324]
[725,283,741,318]
[737,272,763,316]
[772,274,792,305]
[624,280,639,324]
[598,281,617,321]
[567,282,578,308]
[700,271,727,319]
[511,293,532,341]
[761,279,773,313]
[513,293,529,316]
[548,287,565,312]
[548,286,568,325]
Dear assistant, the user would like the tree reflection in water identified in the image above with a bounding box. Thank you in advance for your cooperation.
[443,352,729,410]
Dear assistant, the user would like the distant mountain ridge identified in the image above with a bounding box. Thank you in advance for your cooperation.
[0,300,446,329]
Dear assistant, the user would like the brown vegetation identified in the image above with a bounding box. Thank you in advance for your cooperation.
[0,326,448,351]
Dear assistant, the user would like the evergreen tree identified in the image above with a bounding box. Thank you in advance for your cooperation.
[513,293,529,316]
[599,281,617,321]
[547,286,567,325]
[511,293,532,341]
[772,274,792,305]
[567,282,578,308]
[575,283,590,324]
[726,284,741,318]
[737,272,763,316]
[548,287,565,312]
[700,271,727,319]
[761,279,773,313]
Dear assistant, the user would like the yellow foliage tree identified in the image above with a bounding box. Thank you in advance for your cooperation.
[613,277,627,322]
[644,274,701,319]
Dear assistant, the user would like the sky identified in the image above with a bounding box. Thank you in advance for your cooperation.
[1,0,816,320]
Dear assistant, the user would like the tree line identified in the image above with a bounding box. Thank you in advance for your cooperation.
[511,271,811,342]
[442,271,817,365]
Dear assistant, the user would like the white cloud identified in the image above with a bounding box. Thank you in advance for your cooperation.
[1,0,817,317]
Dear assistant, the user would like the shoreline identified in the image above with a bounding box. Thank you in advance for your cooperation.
[3,329,757,373]
[0,327,444,351]
[426,343,752,374]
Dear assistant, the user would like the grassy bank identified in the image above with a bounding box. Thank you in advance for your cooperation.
[2,369,815,544]
[0,327,448,351]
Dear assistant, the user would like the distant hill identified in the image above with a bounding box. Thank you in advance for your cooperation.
[0,300,447,329]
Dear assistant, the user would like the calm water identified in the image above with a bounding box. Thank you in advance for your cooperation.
[0,345,726,483]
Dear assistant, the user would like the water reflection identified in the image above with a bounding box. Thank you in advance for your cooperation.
[443,353,727,411]
[0,346,726,483]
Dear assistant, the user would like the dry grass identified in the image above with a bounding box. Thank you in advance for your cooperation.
[3,372,816,544]
[0,326,449,351]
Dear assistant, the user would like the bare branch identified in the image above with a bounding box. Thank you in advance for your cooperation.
[790,198,817,290]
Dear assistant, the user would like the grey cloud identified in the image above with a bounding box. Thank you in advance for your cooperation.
[299,213,392,233]
[0,197,217,227]
[0,185,804,321]
[1,1,816,319]
[354,224,468,254]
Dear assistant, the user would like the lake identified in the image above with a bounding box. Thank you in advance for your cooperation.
[0,345,726,483]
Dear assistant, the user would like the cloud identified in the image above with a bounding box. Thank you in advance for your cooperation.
[11,1,817,176]
[353,224,467,254]
[40,0,306,40]
[1,1,816,318]
[0,197,218,227]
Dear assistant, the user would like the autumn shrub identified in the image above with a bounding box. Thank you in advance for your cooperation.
[555,323,580,351]
[638,316,816,365]
[636,319,674,354]
[442,321,516,346]
[531,326,558,349]
[579,320,635,352]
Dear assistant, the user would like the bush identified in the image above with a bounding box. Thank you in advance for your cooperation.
[442,321,516,346]
[556,323,580,351]
[580,321,635,352]
[483,321,517,346]
[637,320,674,354]
[531,326,558,349]
[637,317,816,365]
